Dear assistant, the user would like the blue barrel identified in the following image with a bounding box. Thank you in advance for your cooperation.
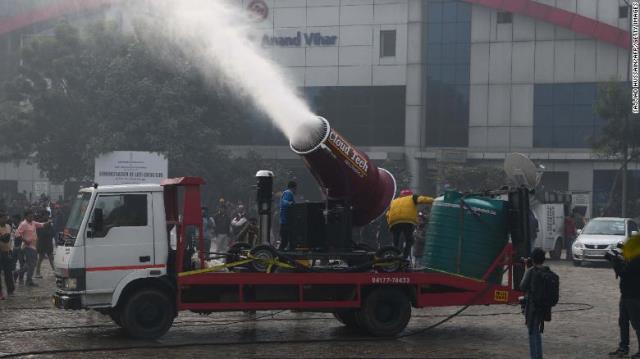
[418,190,509,280]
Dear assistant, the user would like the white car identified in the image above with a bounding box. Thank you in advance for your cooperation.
[572,217,638,266]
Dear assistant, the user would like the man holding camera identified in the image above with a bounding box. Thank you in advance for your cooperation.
[609,236,640,358]
[520,248,559,359]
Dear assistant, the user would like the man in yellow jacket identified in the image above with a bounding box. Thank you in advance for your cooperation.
[386,189,434,259]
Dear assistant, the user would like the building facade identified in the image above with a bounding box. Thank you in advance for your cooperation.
[0,0,637,217]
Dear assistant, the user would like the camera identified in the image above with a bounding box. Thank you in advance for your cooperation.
[604,242,625,265]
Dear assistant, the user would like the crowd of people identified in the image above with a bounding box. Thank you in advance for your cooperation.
[0,196,68,300]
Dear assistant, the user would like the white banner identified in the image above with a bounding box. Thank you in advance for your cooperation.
[94,151,168,185]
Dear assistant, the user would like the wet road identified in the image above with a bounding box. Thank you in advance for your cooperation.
[0,260,631,358]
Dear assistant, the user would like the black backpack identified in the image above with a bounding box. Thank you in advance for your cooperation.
[531,268,560,309]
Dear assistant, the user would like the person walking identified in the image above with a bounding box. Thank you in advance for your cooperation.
[213,199,231,253]
[520,248,557,359]
[278,181,297,251]
[15,210,50,287]
[11,214,24,285]
[385,189,433,259]
[35,210,55,278]
[0,211,15,299]
[563,211,577,261]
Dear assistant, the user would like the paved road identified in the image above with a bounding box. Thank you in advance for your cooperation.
[0,260,632,358]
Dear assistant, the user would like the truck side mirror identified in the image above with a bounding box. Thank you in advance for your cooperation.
[576,229,582,235]
[91,208,104,234]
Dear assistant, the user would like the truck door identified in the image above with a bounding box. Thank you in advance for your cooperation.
[84,193,154,300]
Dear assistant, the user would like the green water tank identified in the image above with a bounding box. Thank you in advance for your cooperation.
[418,190,509,280]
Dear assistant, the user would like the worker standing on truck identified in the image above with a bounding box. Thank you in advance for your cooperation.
[386,189,433,259]
[278,181,297,251]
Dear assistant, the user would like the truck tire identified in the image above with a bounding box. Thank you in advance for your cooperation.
[375,247,402,273]
[333,309,360,330]
[109,310,122,327]
[120,288,175,339]
[356,288,411,337]
[249,245,278,273]
[550,239,563,260]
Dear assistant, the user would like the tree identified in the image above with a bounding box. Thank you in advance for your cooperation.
[590,81,640,216]
[0,21,258,200]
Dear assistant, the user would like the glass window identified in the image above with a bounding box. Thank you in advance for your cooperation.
[573,83,597,104]
[427,44,442,64]
[629,221,638,234]
[553,84,573,105]
[497,12,513,24]
[441,44,456,63]
[456,22,471,43]
[442,2,457,22]
[443,23,457,42]
[65,192,91,237]
[92,194,148,237]
[620,6,629,19]
[380,30,396,57]
[427,23,443,43]
[427,2,443,23]
[457,2,471,22]
[535,85,553,105]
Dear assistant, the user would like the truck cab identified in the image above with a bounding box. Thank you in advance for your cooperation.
[54,182,177,337]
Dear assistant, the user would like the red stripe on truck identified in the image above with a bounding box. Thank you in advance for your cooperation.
[86,264,166,272]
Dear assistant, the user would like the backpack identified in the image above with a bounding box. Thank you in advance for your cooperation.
[531,268,560,310]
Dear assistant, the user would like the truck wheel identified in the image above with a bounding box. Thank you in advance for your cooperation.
[120,288,175,339]
[333,309,360,330]
[356,288,411,337]
[550,239,563,260]
[249,245,278,273]
[109,310,122,327]
[225,242,252,271]
[375,247,402,273]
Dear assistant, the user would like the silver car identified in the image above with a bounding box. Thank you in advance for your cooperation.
[571,217,638,266]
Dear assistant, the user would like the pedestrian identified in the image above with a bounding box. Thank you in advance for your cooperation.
[278,181,297,251]
[236,217,259,248]
[609,235,640,358]
[563,211,577,261]
[11,214,25,285]
[201,206,215,255]
[231,205,248,245]
[14,209,50,287]
[35,210,55,278]
[520,248,559,359]
[385,189,433,259]
[0,211,15,299]
[213,199,231,253]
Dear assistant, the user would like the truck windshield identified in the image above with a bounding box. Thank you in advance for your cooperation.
[65,192,92,237]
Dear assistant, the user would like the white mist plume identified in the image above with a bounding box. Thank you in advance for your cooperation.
[138,0,322,144]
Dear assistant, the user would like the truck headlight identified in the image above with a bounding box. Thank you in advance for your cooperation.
[573,242,584,249]
[64,278,78,290]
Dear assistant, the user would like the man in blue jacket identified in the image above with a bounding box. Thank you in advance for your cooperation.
[278,181,296,251]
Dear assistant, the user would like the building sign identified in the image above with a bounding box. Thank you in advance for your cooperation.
[247,0,269,22]
[262,31,338,47]
[94,151,167,186]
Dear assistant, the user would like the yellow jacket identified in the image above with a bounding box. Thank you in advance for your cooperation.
[386,194,433,227]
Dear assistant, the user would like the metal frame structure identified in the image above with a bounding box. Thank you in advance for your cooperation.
[162,177,522,315]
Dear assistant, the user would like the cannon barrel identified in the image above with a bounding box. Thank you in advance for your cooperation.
[290,117,396,226]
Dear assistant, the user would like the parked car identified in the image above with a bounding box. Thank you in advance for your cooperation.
[571,217,638,266]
